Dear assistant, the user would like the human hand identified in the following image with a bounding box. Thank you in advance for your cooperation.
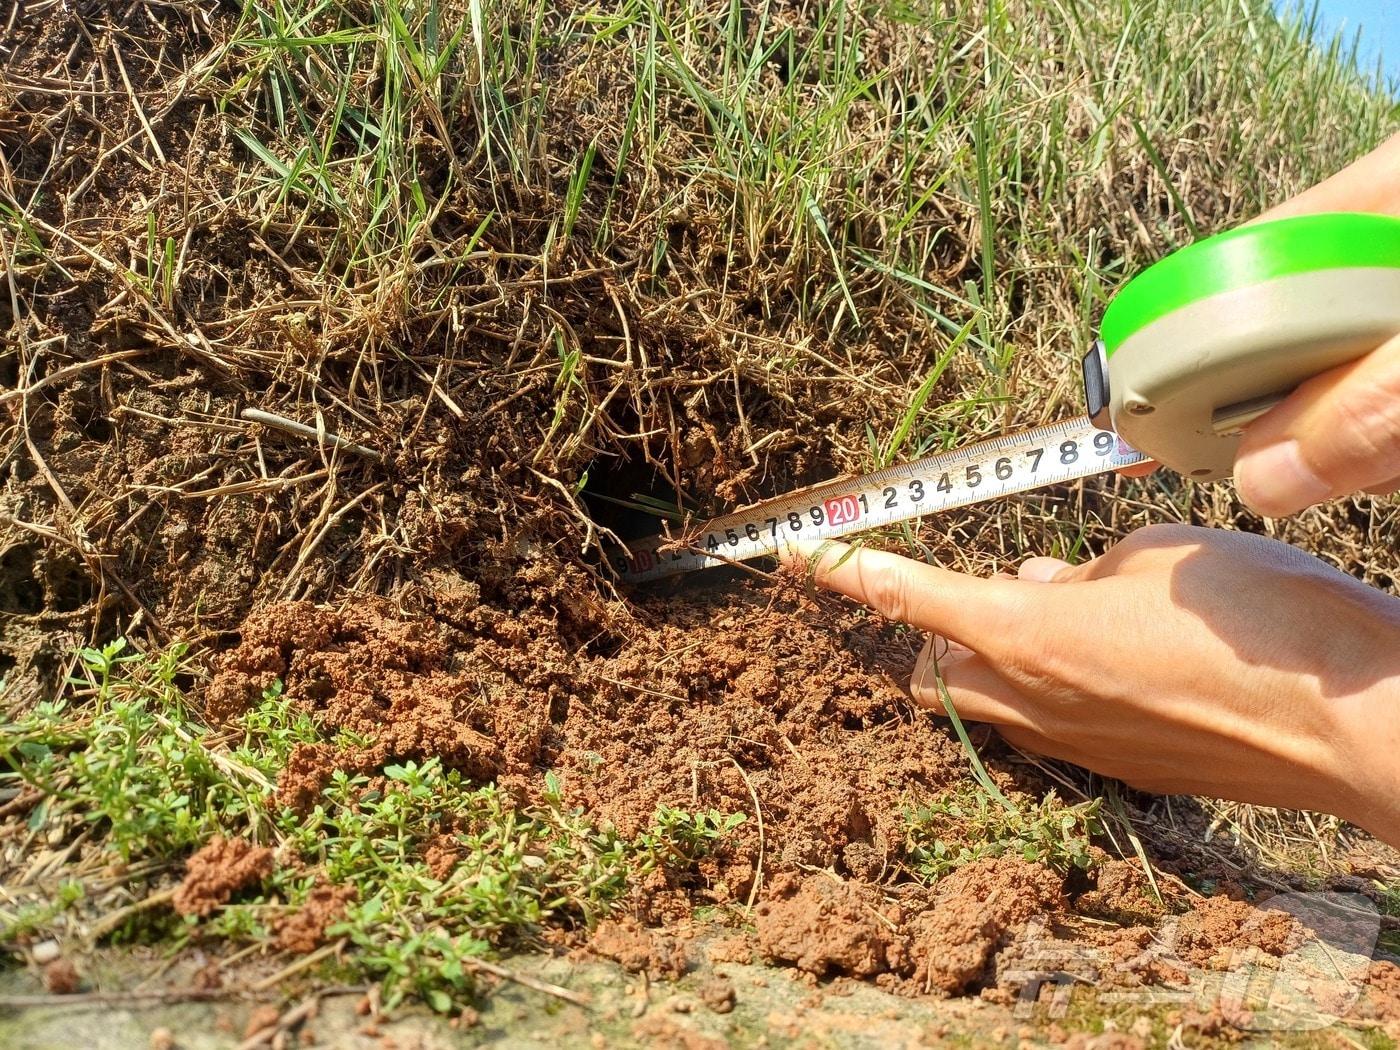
[1233,332,1400,516]
[1116,131,1400,508]
[1230,131,1400,515]
[789,525,1400,845]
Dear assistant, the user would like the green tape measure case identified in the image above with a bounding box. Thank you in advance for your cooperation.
[1084,212,1400,479]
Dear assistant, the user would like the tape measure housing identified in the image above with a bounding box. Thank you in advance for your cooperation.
[1099,213,1400,479]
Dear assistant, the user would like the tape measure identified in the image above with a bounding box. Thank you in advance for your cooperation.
[622,212,1400,583]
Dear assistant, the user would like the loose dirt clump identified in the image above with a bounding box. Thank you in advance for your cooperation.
[589,918,689,979]
[754,858,1068,994]
[41,958,80,995]
[206,579,962,903]
[1170,895,1306,967]
[275,882,358,953]
[906,858,1068,995]
[1362,961,1400,1023]
[1076,860,1166,925]
[206,600,502,790]
[755,874,900,979]
[696,976,736,1013]
[173,837,275,918]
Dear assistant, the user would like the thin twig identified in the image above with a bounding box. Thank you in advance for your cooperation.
[727,755,765,913]
[464,956,591,1007]
[0,989,234,1008]
[240,408,382,462]
[250,940,346,992]
[84,886,177,945]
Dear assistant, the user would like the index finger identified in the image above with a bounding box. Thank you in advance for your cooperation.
[785,540,1024,652]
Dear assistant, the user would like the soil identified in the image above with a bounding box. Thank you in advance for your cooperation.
[696,976,736,1013]
[589,918,690,980]
[275,882,358,954]
[1075,860,1165,925]
[172,836,275,918]
[1169,894,1305,967]
[39,958,78,995]
[203,577,958,908]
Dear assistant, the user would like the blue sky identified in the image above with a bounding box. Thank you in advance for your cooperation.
[1291,0,1400,79]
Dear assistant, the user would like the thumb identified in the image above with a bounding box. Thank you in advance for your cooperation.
[1234,332,1400,516]
[783,540,1023,653]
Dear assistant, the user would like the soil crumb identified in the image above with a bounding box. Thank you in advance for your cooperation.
[697,975,736,1013]
[755,874,899,978]
[590,918,689,978]
[275,882,357,953]
[173,836,274,918]
[41,957,80,995]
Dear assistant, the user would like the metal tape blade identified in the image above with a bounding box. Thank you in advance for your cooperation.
[619,415,1145,583]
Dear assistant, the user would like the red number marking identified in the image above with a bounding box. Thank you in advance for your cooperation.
[823,494,861,527]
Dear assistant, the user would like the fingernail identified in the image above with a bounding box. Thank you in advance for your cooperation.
[1018,556,1072,583]
[1234,439,1331,516]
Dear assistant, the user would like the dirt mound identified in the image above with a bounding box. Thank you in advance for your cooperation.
[1170,894,1306,967]
[203,581,961,892]
[755,874,901,979]
[275,882,358,953]
[589,918,690,979]
[752,858,1068,994]
[173,836,274,918]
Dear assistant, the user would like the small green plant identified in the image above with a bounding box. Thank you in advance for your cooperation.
[637,807,747,871]
[902,783,1101,882]
[0,641,744,1015]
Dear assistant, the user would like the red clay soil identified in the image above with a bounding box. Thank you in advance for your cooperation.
[1168,894,1305,967]
[203,573,964,905]
[173,836,275,918]
[1075,859,1165,925]
[41,958,80,995]
[588,917,690,980]
[197,573,1386,1005]
[275,882,358,953]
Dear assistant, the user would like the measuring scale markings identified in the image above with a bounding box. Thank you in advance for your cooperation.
[621,416,1147,582]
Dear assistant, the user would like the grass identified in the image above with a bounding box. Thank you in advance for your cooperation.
[0,642,743,1012]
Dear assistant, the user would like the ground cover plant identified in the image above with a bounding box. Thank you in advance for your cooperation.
[3,0,1400,1041]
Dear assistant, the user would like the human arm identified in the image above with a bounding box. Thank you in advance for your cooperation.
[790,526,1400,846]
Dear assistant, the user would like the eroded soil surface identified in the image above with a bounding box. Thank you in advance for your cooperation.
[193,578,1400,1015]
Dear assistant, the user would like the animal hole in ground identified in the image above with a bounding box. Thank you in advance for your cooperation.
[81,412,114,444]
[579,452,685,546]
[1,545,46,615]
[43,552,92,614]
